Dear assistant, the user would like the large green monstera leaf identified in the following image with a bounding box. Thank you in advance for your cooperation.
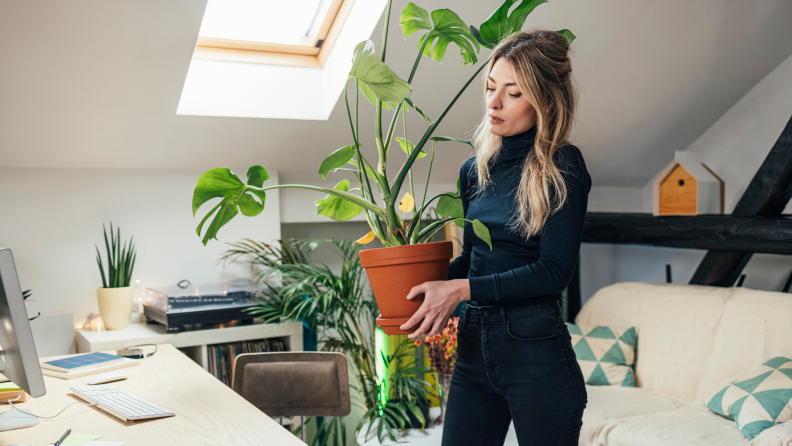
[469,0,575,49]
[192,166,269,245]
[318,144,360,181]
[193,165,384,244]
[349,40,411,107]
[437,178,464,227]
[315,179,364,221]
[400,3,480,66]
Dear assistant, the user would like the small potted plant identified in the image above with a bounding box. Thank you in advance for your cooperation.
[190,0,574,335]
[95,223,136,330]
[418,317,458,425]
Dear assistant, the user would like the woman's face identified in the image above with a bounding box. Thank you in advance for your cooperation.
[486,58,537,137]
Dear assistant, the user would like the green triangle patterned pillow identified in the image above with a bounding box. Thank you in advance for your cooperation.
[704,353,792,440]
[566,323,638,386]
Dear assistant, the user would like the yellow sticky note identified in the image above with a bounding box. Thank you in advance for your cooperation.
[51,433,103,446]
[0,382,21,392]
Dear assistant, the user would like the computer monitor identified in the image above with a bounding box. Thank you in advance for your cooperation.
[0,248,45,398]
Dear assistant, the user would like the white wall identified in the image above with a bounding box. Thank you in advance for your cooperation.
[583,52,792,305]
[687,55,792,212]
[0,167,281,322]
[581,187,643,304]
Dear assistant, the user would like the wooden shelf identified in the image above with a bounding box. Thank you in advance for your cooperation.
[583,212,792,255]
[76,320,304,370]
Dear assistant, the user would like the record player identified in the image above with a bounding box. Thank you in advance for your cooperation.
[143,280,266,333]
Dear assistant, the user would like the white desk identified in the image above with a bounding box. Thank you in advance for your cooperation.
[0,344,305,445]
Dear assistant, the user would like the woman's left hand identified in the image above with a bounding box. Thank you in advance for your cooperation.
[400,279,470,339]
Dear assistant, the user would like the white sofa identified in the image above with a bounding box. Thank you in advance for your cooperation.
[574,282,792,446]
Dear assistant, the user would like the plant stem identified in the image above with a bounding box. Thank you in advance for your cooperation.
[406,189,453,243]
[375,106,387,175]
[408,33,431,83]
[403,106,415,219]
[344,82,376,205]
[348,79,386,240]
[422,192,457,211]
[374,0,393,181]
[421,218,469,242]
[379,32,436,245]
[421,141,437,215]
[391,60,490,206]
[380,0,392,63]
[382,36,430,157]
[411,141,437,243]
[258,184,386,217]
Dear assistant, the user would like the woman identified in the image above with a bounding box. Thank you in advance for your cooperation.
[399,30,590,445]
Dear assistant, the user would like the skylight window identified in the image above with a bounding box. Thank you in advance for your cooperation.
[179,0,388,120]
[195,0,350,67]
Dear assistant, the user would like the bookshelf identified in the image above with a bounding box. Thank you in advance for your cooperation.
[76,318,303,375]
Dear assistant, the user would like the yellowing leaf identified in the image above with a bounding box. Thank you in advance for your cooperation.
[355,231,376,245]
[399,193,415,213]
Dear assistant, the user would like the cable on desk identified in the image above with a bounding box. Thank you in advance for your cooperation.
[2,395,96,419]
[121,343,158,358]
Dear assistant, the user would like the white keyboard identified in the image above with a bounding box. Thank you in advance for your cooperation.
[70,384,175,422]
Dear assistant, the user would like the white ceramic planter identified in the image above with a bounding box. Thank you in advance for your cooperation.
[97,286,132,330]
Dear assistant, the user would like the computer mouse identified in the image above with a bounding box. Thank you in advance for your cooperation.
[87,372,128,385]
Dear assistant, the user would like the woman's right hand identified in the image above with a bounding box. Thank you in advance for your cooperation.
[401,279,470,339]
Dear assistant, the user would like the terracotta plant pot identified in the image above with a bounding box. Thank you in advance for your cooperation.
[359,241,453,335]
[97,286,133,330]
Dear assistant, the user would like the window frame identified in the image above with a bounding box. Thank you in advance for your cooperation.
[193,0,353,68]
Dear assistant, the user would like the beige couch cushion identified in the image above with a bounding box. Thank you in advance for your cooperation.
[580,385,687,446]
[577,283,792,444]
[575,282,736,403]
[591,405,749,446]
[694,288,792,404]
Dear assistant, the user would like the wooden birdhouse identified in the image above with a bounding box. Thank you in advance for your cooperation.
[653,151,724,216]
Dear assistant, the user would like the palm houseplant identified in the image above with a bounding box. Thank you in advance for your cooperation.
[95,222,137,330]
[192,0,575,335]
[221,238,434,445]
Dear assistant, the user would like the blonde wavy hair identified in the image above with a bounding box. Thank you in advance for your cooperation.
[471,30,577,239]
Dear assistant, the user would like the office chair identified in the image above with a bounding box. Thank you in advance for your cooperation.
[231,352,351,441]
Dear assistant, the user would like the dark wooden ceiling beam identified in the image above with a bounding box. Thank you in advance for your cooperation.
[689,115,792,286]
[583,213,792,254]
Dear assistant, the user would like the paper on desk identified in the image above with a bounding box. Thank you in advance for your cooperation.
[0,382,21,391]
[82,442,125,446]
[50,433,103,445]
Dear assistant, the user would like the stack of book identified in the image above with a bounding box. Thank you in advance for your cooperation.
[40,352,139,379]
[207,338,287,386]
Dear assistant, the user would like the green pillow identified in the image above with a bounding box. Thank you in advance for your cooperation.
[566,323,637,387]
[704,354,792,440]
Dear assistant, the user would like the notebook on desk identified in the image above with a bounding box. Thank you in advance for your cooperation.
[41,352,125,372]
[41,353,140,380]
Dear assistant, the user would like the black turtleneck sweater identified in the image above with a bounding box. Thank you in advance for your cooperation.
[447,126,591,306]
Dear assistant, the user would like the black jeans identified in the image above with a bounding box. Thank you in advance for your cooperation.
[442,300,587,446]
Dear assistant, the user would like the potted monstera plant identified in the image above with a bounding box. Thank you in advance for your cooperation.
[192,0,574,335]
